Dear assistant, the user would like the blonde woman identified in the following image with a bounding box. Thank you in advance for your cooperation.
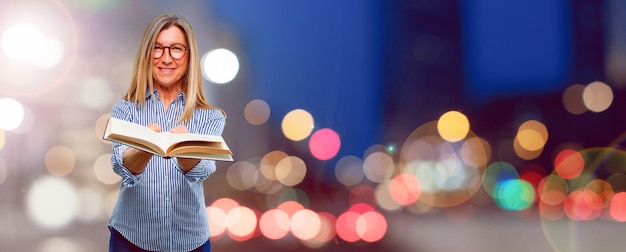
[108,14,224,252]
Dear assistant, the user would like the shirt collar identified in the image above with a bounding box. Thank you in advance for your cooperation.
[146,89,186,101]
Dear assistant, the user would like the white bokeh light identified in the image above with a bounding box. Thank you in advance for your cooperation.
[31,36,65,69]
[0,98,25,131]
[1,24,44,61]
[202,48,240,84]
[26,176,78,229]
[37,237,80,252]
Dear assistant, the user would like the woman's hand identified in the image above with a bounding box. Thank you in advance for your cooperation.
[122,123,160,174]
[147,123,162,132]
[170,125,189,134]
[169,125,201,172]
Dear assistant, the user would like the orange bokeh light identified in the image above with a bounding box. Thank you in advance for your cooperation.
[610,192,626,222]
[259,209,290,240]
[389,173,421,206]
[554,149,584,180]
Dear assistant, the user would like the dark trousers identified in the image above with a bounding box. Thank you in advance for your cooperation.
[109,227,210,252]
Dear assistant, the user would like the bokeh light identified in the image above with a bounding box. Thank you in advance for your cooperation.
[202,48,240,84]
[37,237,80,252]
[1,22,67,70]
[437,110,470,142]
[281,109,314,141]
[553,149,584,180]
[1,24,43,61]
[363,151,394,183]
[275,156,307,186]
[0,130,5,150]
[10,103,35,134]
[0,97,25,130]
[335,155,365,187]
[93,154,120,185]
[563,189,603,221]
[31,36,64,69]
[357,211,387,242]
[260,150,288,181]
[582,81,613,112]
[0,0,78,98]
[291,209,321,240]
[301,212,336,248]
[336,210,361,242]
[389,173,422,206]
[336,203,387,243]
[207,206,227,238]
[400,121,484,208]
[562,84,588,115]
[260,209,291,240]
[26,176,78,229]
[609,192,626,222]
[375,179,403,212]
[226,161,258,191]
[516,120,548,152]
[308,128,341,161]
[513,137,543,160]
[44,145,76,177]
[95,114,111,143]
[460,136,491,168]
[244,99,271,125]
[0,159,7,185]
[493,179,535,211]
[226,206,257,240]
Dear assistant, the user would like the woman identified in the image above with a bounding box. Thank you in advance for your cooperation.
[108,14,224,252]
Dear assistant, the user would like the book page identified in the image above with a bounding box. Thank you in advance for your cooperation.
[104,117,233,160]
[104,118,169,155]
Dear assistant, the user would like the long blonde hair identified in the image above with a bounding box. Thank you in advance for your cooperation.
[124,14,214,122]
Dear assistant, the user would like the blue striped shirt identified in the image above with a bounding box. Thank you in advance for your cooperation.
[108,90,225,251]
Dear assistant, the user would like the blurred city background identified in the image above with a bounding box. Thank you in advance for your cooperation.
[0,0,625,251]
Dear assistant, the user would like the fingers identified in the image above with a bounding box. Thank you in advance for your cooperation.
[170,125,189,134]
[147,123,162,132]
[147,123,188,133]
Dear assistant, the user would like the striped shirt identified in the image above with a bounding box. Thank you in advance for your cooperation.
[108,90,225,251]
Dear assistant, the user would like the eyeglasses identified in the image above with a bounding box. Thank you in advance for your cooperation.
[153,43,188,59]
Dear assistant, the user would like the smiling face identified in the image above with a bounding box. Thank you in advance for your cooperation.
[152,25,189,91]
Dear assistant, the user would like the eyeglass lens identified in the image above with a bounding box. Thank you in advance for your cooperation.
[153,44,187,59]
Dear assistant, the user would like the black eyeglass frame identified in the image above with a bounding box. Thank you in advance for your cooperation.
[152,44,189,59]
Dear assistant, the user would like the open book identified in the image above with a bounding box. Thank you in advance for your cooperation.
[103,117,233,161]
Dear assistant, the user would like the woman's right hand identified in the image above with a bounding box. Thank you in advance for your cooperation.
[147,123,162,132]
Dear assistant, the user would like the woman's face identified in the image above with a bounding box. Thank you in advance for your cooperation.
[152,25,189,89]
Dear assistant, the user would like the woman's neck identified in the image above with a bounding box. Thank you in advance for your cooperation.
[155,83,182,111]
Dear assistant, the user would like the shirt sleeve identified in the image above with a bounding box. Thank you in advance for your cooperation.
[174,158,217,183]
[176,107,226,182]
[109,99,143,187]
[111,143,143,187]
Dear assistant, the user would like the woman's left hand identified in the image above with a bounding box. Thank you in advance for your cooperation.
[170,125,189,134]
